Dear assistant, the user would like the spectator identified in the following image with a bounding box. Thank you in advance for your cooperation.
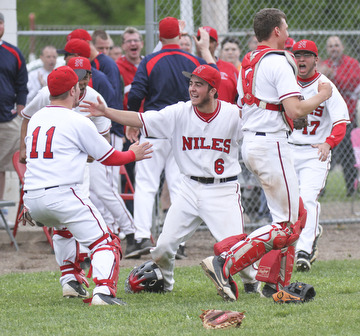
[0,12,28,209]
[109,45,122,62]
[247,34,258,52]
[285,37,296,51]
[220,36,242,71]
[92,29,112,56]
[319,36,360,196]
[179,32,193,53]
[27,45,57,103]
[125,17,216,258]
[196,26,238,103]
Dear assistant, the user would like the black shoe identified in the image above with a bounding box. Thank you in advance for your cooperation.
[124,241,141,259]
[244,281,260,294]
[62,280,89,298]
[175,245,187,260]
[261,283,277,298]
[92,293,127,306]
[124,238,153,258]
[200,256,237,301]
[296,250,311,272]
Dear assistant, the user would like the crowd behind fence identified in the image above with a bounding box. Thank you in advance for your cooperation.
[15,0,360,226]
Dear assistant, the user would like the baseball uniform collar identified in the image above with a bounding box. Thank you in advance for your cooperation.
[161,44,181,50]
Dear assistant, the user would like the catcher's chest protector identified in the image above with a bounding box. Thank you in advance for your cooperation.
[241,48,298,130]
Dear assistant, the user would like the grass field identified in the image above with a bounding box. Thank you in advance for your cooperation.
[1,260,360,336]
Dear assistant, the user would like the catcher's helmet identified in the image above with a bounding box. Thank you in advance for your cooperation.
[125,261,164,293]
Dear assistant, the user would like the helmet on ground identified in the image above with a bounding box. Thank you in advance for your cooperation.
[125,261,164,293]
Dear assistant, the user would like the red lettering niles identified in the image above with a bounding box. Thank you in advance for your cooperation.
[182,136,231,153]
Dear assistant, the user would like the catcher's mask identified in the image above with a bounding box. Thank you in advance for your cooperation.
[125,261,164,293]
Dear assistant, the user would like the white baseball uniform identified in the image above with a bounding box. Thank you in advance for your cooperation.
[238,53,301,225]
[289,72,349,254]
[23,106,118,296]
[139,100,257,291]
[22,86,134,286]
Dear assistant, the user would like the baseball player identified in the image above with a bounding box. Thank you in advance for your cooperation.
[23,66,152,305]
[20,57,134,296]
[200,8,333,301]
[290,40,349,271]
[81,64,258,294]
[126,17,217,258]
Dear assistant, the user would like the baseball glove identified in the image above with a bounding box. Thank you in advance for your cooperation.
[272,282,316,303]
[293,116,308,130]
[199,309,245,329]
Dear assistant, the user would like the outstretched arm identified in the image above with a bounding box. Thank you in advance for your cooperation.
[80,96,143,128]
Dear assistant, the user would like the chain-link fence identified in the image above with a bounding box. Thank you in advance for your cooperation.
[16,0,360,226]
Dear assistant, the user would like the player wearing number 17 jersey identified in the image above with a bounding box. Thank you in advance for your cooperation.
[289,40,349,271]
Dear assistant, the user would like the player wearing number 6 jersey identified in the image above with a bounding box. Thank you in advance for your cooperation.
[23,66,152,305]
[289,40,349,271]
[81,64,258,293]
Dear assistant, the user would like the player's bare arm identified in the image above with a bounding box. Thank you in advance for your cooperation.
[311,142,331,162]
[194,28,216,64]
[126,126,140,143]
[19,118,30,163]
[80,96,143,128]
[282,81,332,119]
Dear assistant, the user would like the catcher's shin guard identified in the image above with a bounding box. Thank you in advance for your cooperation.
[223,224,290,277]
[89,233,122,297]
[278,245,295,288]
[224,238,267,277]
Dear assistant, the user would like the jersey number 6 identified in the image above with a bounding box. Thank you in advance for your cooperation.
[30,126,55,159]
[214,158,224,174]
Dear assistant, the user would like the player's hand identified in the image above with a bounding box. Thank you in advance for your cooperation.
[80,96,106,117]
[312,142,331,162]
[126,126,140,143]
[193,27,210,54]
[318,81,332,101]
[129,141,153,161]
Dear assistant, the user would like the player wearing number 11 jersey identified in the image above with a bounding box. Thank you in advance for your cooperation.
[289,40,349,271]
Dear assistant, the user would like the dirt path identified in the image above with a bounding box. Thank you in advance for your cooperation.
[1,223,359,276]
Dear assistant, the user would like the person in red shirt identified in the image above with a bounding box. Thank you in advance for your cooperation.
[196,26,238,104]
[319,36,360,196]
[116,27,144,112]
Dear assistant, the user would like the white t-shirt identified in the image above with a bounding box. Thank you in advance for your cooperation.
[289,73,350,145]
[237,53,301,133]
[24,106,114,190]
[27,67,51,104]
[140,100,242,178]
[22,86,111,135]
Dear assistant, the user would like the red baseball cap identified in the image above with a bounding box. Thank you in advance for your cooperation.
[293,39,318,56]
[57,39,91,58]
[285,37,296,49]
[182,64,221,91]
[67,29,92,42]
[159,17,180,39]
[47,65,86,96]
[197,26,218,42]
[67,56,91,71]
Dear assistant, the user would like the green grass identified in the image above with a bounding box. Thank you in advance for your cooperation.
[1,261,360,335]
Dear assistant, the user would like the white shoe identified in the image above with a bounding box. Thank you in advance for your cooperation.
[92,293,127,305]
[62,281,89,298]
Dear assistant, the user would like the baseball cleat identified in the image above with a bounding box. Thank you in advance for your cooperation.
[62,280,89,298]
[310,224,323,264]
[261,283,277,298]
[92,293,127,306]
[296,251,311,272]
[244,281,261,294]
[125,238,152,259]
[200,256,237,302]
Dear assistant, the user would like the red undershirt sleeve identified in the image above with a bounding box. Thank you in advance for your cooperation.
[100,149,136,166]
[325,123,347,149]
